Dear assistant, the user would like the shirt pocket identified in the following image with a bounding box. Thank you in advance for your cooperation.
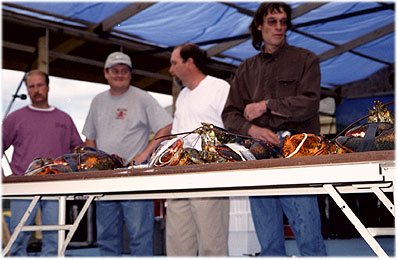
[276,77,299,98]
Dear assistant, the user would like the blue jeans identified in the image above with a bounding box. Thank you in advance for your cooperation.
[96,200,154,256]
[249,195,326,256]
[10,199,58,256]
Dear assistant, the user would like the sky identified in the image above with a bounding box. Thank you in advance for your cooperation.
[1,69,173,176]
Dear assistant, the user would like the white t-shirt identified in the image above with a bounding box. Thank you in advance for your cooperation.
[172,75,230,150]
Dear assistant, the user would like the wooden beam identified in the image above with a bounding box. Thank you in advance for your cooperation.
[2,41,36,53]
[51,3,155,65]
[3,41,172,81]
[38,31,49,73]
[294,4,395,28]
[206,38,247,57]
[49,50,103,67]
[291,2,328,18]
[208,3,253,57]
[207,2,328,57]
[92,3,155,32]
[3,9,236,74]
[220,2,254,16]
[2,10,165,56]
[133,2,329,86]
[221,2,327,19]
[319,23,394,62]
[48,51,172,81]
[136,67,171,88]
[4,3,156,74]
[215,1,392,67]
[49,39,86,63]
[3,2,91,26]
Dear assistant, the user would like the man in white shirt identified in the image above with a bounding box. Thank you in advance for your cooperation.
[166,43,230,256]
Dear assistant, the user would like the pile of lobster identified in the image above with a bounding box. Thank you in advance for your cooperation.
[149,100,394,167]
[24,146,124,176]
[23,100,394,175]
[148,123,283,167]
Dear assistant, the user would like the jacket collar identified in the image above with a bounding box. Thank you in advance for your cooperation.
[260,42,288,60]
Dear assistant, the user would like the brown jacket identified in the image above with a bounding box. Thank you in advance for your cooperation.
[222,43,321,135]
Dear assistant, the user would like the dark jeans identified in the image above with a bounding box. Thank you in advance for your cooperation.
[250,195,327,256]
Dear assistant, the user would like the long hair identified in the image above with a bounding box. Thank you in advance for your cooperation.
[250,2,292,50]
[178,43,207,74]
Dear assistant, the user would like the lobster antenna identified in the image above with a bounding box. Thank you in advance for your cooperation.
[154,132,188,140]
[333,100,394,140]
[381,100,394,108]
[333,114,369,140]
[192,134,201,148]
[154,126,203,140]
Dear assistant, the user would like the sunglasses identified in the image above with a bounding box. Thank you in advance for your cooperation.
[266,18,288,27]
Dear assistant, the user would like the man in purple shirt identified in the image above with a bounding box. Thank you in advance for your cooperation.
[2,69,83,256]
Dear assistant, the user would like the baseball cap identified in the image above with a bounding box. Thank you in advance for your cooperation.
[104,52,132,69]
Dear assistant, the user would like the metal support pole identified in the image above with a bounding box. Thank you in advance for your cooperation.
[2,196,41,256]
[371,186,395,216]
[323,184,388,257]
[57,196,66,256]
[60,195,96,255]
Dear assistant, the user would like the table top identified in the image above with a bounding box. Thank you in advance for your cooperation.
[3,150,394,184]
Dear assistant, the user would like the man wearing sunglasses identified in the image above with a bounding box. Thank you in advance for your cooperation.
[222,2,327,256]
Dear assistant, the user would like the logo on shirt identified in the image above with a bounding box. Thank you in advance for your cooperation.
[116,108,127,119]
[55,122,66,129]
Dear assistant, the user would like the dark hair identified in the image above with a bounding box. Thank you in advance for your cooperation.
[250,2,292,50]
[178,43,207,74]
[25,69,50,86]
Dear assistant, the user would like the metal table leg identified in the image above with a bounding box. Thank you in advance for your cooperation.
[2,196,41,256]
[371,186,394,216]
[57,196,66,256]
[59,195,96,255]
[324,184,388,257]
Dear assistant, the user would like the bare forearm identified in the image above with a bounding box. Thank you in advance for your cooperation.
[85,139,96,148]
[248,124,279,145]
[131,124,172,164]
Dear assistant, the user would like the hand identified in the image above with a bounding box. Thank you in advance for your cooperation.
[248,125,279,145]
[244,100,267,121]
[129,152,148,166]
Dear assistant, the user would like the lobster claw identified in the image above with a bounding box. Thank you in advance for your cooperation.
[25,158,54,175]
[148,138,184,167]
[282,133,329,158]
[24,146,126,175]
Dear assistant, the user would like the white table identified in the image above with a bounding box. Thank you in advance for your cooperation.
[2,150,395,256]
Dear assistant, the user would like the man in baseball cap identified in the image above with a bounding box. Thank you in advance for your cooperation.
[83,50,172,256]
[104,51,132,69]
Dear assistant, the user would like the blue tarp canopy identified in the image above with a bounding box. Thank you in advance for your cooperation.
[2,1,395,93]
